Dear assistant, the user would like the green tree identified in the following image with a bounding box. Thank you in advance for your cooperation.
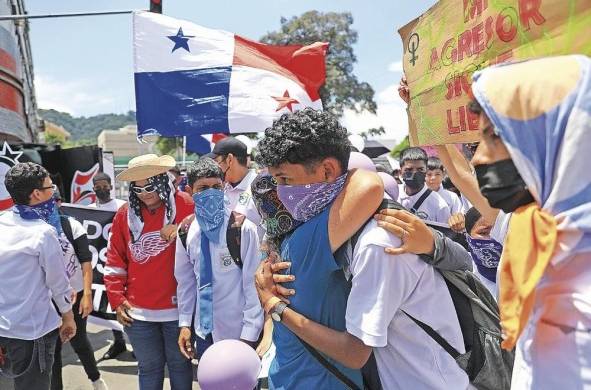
[391,135,409,158]
[155,137,179,157]
[359,126,386,140]
[39,109,136,141]
[261,11,376,116]
[43,132,66,146]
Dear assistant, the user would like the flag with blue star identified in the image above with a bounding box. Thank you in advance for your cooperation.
[167,27,194,53]
[134,11,327,141]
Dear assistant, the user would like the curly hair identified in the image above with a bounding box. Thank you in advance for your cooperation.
[5,162,50,205]
[186,157,223,187]
[256,108,352,173]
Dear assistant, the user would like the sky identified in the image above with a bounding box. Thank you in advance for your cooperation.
[26,0,436,142]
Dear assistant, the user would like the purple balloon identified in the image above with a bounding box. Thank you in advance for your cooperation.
[197,339,261,390]
[348,151,376,172]
[378,172,399,201]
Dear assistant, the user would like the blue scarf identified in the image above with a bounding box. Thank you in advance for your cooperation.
[192,188,226,339]
[193,189,226,244]
[15,198,62,235]
[465,234,502,283]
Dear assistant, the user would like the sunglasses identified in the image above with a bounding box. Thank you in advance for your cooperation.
[131,184,156,194]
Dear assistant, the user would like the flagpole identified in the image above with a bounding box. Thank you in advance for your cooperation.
[0,10,136,21]
[182,136,187,167]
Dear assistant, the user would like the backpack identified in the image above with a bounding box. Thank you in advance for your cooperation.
[340,199,514,390]
[178,211,245,269]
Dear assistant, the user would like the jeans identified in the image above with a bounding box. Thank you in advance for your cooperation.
[125,320,193,390]
[51,291,101,389]
[0,329,59,390]
[195,333,213,360]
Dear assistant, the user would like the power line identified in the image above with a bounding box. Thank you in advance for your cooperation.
[0,10,137,21]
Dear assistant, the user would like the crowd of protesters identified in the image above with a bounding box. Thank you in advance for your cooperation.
[1,54,590,390]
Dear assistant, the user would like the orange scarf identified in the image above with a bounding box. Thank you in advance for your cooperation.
[499,203,557,350]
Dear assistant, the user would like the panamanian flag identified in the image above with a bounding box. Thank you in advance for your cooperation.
[133,11,328,140]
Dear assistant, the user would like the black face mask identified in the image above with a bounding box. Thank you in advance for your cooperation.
[402,171,426,191]
[475,159,535,213]
[95,189,111,202]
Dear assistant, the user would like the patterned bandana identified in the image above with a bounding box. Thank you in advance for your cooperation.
[465,234,503,283]
[193,188,226,244]
[277,173,348,222]
[128,173,176,242]
[15,198,62,235]
[251,173,302,238]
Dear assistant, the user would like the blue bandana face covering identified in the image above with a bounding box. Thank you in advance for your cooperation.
[193,188,226,244]
[15,198,62,235]
[465,234,503,283]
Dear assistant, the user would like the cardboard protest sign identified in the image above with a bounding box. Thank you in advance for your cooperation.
[399,0,591,146]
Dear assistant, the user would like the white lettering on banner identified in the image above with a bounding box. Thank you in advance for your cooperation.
[91,283,115,314]
[84,220,102,240]
[97,247,108,274]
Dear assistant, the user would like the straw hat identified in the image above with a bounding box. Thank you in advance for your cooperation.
[117,154,176,182]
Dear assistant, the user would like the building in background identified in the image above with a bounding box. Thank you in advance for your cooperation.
[97,124,155,165]
[0,0,41,143]
[40,120,71,142]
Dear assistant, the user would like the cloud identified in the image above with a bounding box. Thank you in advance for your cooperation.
[35,74,127,116]
[388,60,403,73]
[341,82,409,143]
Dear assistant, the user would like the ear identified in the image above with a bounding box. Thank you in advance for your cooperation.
[320,158,342,182]
[226,153,234,165]
[29,189,40,204]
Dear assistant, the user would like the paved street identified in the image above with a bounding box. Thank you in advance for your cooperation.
[1,323,201,390]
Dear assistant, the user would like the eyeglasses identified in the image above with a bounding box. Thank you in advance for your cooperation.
[38,184,57,192]
[131,184,156,194]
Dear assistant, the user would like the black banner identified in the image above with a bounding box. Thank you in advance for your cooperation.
[61,203,121,330]
[1,144,104,211]
[40,146,103,205]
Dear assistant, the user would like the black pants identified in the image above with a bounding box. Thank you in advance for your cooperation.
[112,329,125,344]
[0,329,59,390]
[51,291,100,389]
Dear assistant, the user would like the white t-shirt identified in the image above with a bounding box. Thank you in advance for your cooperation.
[479,210,511,299]
[225,170,262,230]
[89,198,126,212]
[436,186,465,215]
[399,185,451,224]
[346,221,469,389]
[60,217,88,292]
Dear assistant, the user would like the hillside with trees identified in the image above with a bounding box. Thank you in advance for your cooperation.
[39,109,137,142]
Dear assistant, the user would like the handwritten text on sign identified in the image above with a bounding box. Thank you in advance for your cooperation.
[399,0,591,146]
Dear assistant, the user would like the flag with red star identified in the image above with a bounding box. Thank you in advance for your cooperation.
[133,11,328,141]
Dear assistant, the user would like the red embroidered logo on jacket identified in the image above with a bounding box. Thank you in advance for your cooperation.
[128,231,172,264]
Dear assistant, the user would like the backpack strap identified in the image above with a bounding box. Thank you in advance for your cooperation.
[226,211,244,269]
[401,310,461,359]
[296,336,361,390]
[178,214,195,251]
[60,215,75,243]
[410,189,432,214]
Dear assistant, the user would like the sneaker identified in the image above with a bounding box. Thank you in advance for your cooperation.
[102,341,127,360]
[92,378,109,390]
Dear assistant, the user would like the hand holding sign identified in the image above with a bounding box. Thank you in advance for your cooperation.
[398,0,591,146]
